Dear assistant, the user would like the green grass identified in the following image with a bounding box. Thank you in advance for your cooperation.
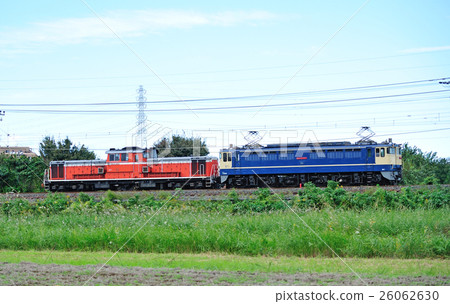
[0,185,448,275]
[0,209,448,258]
[0,250,448,277]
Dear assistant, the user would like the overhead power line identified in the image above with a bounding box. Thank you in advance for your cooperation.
[1,77,449,108]
[327,127,450,142]
[4,89,449,114]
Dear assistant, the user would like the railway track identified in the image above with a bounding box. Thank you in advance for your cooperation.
[0,184,448,202]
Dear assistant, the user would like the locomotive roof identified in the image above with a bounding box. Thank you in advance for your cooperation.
[222,140,400,151]
[106,146,153,154]
[265,141,352,148]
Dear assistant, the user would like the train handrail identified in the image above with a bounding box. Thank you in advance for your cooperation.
[209,163,219,179]
[43,169,49,190]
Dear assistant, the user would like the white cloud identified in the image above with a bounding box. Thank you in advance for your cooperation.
[0,9,277,48]
[400,45,450,54]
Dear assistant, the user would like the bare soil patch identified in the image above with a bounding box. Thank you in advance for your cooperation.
[0,262,448,286]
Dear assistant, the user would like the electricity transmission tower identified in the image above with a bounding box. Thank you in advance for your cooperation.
[136,85,147,148]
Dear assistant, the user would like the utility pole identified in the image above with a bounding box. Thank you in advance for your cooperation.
[0,110,4,145]
[136,85,147,148]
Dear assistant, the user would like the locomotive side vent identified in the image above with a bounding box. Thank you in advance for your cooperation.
[142,166,149,173]
[98,167,105,174]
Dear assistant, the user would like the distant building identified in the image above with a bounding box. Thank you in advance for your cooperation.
[0,146,38,158]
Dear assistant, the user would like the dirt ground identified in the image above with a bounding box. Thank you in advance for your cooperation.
[0,262,448,286]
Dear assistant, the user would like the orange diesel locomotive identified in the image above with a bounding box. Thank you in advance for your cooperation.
[44,147,219,191]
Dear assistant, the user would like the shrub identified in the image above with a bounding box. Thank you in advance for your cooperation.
[78,192,93,203]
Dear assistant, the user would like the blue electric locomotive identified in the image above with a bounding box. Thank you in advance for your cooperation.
[219,139,402,187]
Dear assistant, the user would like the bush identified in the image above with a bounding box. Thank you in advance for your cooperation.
[0,185,448,217]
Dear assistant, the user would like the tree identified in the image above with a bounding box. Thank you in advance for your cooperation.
[154,135,209,157]
[0,155,47,192]
[401,144,450,184]
[39,136,96,163]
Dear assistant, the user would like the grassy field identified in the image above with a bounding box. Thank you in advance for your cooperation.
[0,185,448,283]
[0,250,448,277]
[0,208,448,258]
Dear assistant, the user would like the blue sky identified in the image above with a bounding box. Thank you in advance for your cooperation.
[0,0,449,158]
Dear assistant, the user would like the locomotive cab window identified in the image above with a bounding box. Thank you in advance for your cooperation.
[121,153,129,161]
[222,152,231,162]
[109,154,119,161]
[376,148,385,157]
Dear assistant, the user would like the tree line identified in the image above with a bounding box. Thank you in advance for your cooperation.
[0,136,448,193]
[0,136,96,193]
[401,144,450,184]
